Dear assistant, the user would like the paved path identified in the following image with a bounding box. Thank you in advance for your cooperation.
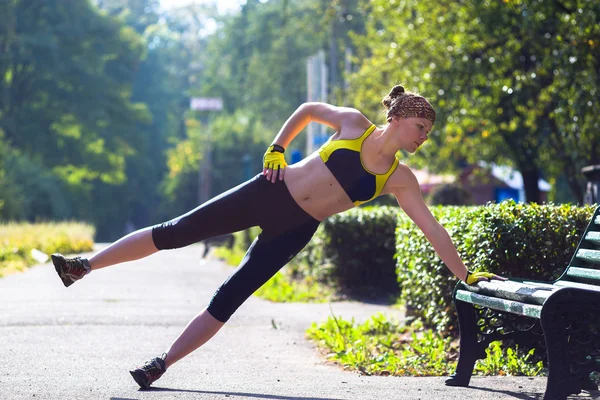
[1,244,597,399]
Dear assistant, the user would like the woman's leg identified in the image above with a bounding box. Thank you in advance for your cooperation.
[160,219,320,370]
[88,227,157,271]
[163,308,224,369]
[58,175,264,275]
[128,177,320,389]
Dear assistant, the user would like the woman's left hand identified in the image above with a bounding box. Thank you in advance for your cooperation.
[263,145,288,183]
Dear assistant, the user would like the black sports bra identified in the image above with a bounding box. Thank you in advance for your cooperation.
[318,124,399,206]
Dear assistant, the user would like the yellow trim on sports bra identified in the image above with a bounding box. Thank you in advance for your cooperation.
[318,124,399,206]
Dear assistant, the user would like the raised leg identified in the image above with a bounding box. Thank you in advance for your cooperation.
[90,176,266,271]
[89,227,158,270]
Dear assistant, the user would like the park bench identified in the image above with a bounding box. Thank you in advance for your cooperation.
[445,205,600,400]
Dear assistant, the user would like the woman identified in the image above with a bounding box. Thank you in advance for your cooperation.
[51,84,505,389]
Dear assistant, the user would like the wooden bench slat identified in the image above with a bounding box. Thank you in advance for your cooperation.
[575,249,600,264]
[553,280,600,292]
[585,231,600,244]
[456,290,542,319]
[566,266,600,282]
[459,280,557,305]
[519,280,556,288]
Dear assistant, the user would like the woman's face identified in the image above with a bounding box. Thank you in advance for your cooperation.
[391,116,433,153]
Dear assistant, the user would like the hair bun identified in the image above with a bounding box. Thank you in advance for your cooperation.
[381,84,406,109]
[389,85,405,98]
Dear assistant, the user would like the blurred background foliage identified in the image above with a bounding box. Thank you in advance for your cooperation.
[0,0,598,240]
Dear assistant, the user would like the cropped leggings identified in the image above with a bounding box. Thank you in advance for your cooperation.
[151,173,320,322]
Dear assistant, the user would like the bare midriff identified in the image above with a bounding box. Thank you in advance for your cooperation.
[283,152,353,221]
[283,151,396,221]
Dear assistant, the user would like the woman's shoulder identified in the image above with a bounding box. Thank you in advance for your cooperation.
[338,108,374,134]
[388,162,419,189]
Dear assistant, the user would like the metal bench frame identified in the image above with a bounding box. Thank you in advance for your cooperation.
[446,206,600,400]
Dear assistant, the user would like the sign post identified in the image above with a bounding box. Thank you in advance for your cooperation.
[190,97,223,204]
[306,51,328,155]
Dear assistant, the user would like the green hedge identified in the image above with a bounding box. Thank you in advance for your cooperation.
[228,207,401,300]
[287,206,400,300]
[396,201,596,334]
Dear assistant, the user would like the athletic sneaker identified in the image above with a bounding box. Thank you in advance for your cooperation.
[130,353,167,389]
[51,253,91,287]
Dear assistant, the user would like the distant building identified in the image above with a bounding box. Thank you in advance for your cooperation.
[414,162,551,204]
[413,169,455,198]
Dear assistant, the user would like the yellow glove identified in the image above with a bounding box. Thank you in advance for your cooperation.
[263,144,288,171]
[465,271,496,285]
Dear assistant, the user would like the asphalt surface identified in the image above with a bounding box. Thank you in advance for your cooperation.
[1,244,598,400]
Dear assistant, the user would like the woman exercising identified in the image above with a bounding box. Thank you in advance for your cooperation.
[51,84,505,389]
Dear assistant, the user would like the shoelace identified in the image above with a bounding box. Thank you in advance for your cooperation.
[64,257,83,272]
[141,358,164,381]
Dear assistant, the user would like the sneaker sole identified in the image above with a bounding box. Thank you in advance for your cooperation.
[129,370,150,390]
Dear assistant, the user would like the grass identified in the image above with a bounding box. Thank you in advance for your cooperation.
[213,246,244,266]
[0,221,94,277]
[253,271,333,303]
[306,313,546,377]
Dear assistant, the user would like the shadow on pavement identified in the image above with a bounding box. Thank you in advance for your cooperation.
[466,385,600,399]
[464,386,543,399]
[117,387,346,400]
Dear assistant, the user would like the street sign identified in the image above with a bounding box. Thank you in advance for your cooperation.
[190,97,223,111]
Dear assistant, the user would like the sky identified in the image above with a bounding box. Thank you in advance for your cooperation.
[159,0,245,13]
[158,0,246,36]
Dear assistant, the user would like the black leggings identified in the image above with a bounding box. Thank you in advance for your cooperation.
[151,173,320,322]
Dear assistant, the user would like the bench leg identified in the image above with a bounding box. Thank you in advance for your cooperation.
[446,300,485,387]
[540,292,573,400]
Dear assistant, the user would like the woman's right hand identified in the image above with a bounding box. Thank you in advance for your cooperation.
[465,270,507,285]
[263,144,288,183]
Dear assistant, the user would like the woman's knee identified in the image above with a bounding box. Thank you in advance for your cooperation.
[206,277,263,323]
[151,216,210,250]
[206,296,236,323]
[151,221,182,250]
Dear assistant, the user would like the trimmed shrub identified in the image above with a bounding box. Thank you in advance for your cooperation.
[396,201,596,334]
[294,206,400,300]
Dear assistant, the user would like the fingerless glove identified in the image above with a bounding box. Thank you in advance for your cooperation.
[465,271,496,285]
[263,144,288,171]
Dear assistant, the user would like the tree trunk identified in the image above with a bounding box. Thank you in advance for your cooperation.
[519,164,541,203]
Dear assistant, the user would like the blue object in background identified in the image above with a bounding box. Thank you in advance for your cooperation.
[291,149,302,165]
[242,154,252,180]
[496,187,520,202]
[312,134,329,147]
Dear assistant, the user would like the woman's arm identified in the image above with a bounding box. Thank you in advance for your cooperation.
[270,102,362,148]
[263,102,364,183]
[392,166,477,281]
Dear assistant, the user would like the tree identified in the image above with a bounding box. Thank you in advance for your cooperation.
[95,0,198,237]
[0,0,150,232]
[348,0,599,203]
